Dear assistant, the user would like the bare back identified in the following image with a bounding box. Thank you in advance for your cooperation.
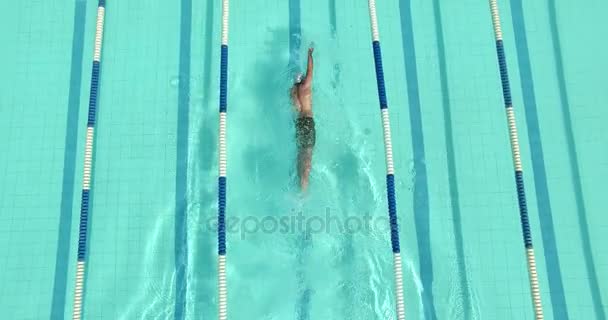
[297,84,312,116]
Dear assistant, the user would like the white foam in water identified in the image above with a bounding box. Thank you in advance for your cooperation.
[405,257,426,320]
[357,146,381,207]
[363,247,405,319]
[347,113,382,206]
[120,205,175,319]
[315,163,337,193]
[170,76,180,87]
[366,252,384,317]
[467,274,481,320]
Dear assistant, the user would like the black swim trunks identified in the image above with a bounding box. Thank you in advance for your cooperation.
[295,116,316,148]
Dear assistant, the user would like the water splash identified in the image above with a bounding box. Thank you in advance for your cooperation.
[119,205,175,319]
[405,258,425,320]
[170,76,180,88]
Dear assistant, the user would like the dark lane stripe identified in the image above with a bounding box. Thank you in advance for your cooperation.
[191,2,216,317]
[51,1,87,318]
[547,1,605,318]
[202,0,214,103]
[288,0,301,72]
[329,0,337,36]
[509,1,568,318]
[175,0,191,318]
[289,2,310,319]
[295,234,311,320]
[398,1,437,318]
[430,0,472,317]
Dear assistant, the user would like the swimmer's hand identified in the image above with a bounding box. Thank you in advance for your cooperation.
[308,45,314,55]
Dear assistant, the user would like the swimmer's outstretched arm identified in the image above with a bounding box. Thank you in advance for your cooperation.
[303,46,314,87]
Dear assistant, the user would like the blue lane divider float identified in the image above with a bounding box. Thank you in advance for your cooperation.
[366,1,405,319]
[72,1,106,319]
[217,0,229,319]
[487,1,544,318]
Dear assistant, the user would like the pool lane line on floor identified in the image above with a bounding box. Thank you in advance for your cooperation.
[217,0,229,319]
[329,0,337,37]
[72,0,106,319]
[487,0,544,318]
[430,0,473,317]
[366,1,406,319]
[174,0,192,318]
[288,1,313,319]
[51,0,87,318]
[509,0,569,318]
[547,0,605,318]
[397,1,437,319]
[288,0,302,72]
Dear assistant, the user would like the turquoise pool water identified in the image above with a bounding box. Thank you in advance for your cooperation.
[0,0,607,319]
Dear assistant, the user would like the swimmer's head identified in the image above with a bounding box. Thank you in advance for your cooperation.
[295,73,303,84]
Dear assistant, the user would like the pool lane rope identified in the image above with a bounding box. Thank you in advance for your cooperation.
[217,0,229,319]
[366,1,406,319]
[72,0,106,319]
[488,1,544,318]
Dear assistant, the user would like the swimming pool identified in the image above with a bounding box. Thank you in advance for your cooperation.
[0,0,607,319]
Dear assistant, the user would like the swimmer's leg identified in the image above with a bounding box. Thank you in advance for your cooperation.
[297,147,313,192]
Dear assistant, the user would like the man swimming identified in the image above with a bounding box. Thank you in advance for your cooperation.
[291,46,315,192]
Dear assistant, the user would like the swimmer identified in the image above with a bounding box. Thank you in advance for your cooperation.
[291,46,315,192]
